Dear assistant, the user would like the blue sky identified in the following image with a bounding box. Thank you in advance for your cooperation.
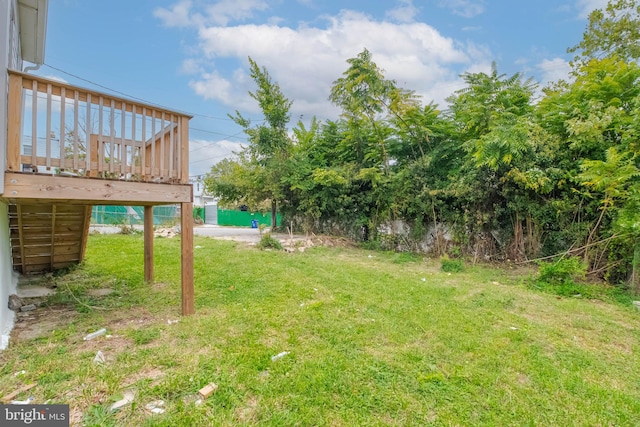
[39,0,608,176]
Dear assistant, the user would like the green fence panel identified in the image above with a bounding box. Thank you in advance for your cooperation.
[216,209,282,227]
[91,205,178,226]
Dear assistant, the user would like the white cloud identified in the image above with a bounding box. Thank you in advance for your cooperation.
[189,138,245,175]
[180,58,203,75]
[575,0,609,19]
[189,70,236,104]
[386,0,419,23]
[537,57,571,85]
[438,0,485,18]
[203,0,269,26]
[182,9,482,118]
[154,0,270,28]
[154,0,193,27]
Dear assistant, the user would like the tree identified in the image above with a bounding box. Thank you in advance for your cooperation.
[447,63,542,259]
[225,57,293,228]
[569,0,640,66]
[329,49,417,174]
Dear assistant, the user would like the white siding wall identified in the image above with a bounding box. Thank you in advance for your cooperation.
[0,203,16,350]
[0,0,21,350]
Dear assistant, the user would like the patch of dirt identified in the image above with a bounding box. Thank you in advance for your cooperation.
[11,305,78,342]
[85,288,114,297]
[81,333,133,355]
[107,308,159,328]
[69,407,84,427]
[152,282,169,291]
[122,367,166,388]
[310,235,358,248]
[235,395,260,423]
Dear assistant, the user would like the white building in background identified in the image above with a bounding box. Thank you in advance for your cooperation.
[190,176,215,207]
[190,176,218,224]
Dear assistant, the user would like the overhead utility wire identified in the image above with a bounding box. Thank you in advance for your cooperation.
[42,63,266,123]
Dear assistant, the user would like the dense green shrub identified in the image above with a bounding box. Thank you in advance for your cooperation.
[257,233,283,250]
[537,257,586,286]
[441,256,464,273]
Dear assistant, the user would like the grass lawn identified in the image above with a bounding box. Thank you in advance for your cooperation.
[2,234,640,426]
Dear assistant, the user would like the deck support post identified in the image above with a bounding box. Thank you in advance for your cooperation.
[7,73,23,171]
[144,205,154,283]
[181,202,194,315]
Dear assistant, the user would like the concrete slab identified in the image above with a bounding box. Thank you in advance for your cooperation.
[16,285,54,298]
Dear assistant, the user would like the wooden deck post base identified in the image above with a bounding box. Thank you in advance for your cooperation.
[181,202,194,315]
[144,206,154,283]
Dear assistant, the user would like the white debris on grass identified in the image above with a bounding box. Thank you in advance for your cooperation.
[83,328,107,341]
[93,350,106,364]
[271,351,290,362]
[145,400,166,414]
[110,390,135,412]
[11,396,34,405]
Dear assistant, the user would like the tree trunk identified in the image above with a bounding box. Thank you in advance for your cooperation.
[271,200,277,230]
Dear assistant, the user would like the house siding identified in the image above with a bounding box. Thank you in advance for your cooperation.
[0,0,21,350]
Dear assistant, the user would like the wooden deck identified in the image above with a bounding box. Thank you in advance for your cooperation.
[2,70,195,314]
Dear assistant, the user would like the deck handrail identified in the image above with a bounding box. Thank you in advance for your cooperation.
[6,70,191,184]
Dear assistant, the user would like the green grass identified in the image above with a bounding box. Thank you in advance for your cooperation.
[2,234,640,426]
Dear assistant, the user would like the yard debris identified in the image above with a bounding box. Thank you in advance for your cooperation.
[167,319,179,325]
[155,227,179,238]
[110,390,135,412]
[13,370,26,377]
[198,383,219,400]
[145,400,166,414]
[510,327,519,331]
[93,350,106,364]
[281,237,316,254]
[421,278,426,282]
[20,304,37,312]
[10,396,34,405]
[83,328,107,341]
[8,294,23,311]
[1,382,37,403]
[195,245,204,249]
[633,301,640,312]
[271,351,290,362]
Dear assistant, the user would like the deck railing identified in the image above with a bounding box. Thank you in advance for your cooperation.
[7,70,191,184]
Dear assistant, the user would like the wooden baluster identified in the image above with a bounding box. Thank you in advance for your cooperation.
[73,90,79,171]
[31,80,37,169]
[45,83,52,170]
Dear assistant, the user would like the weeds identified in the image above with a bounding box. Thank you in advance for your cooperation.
[257,233,283,250]
[441,255,464,272]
